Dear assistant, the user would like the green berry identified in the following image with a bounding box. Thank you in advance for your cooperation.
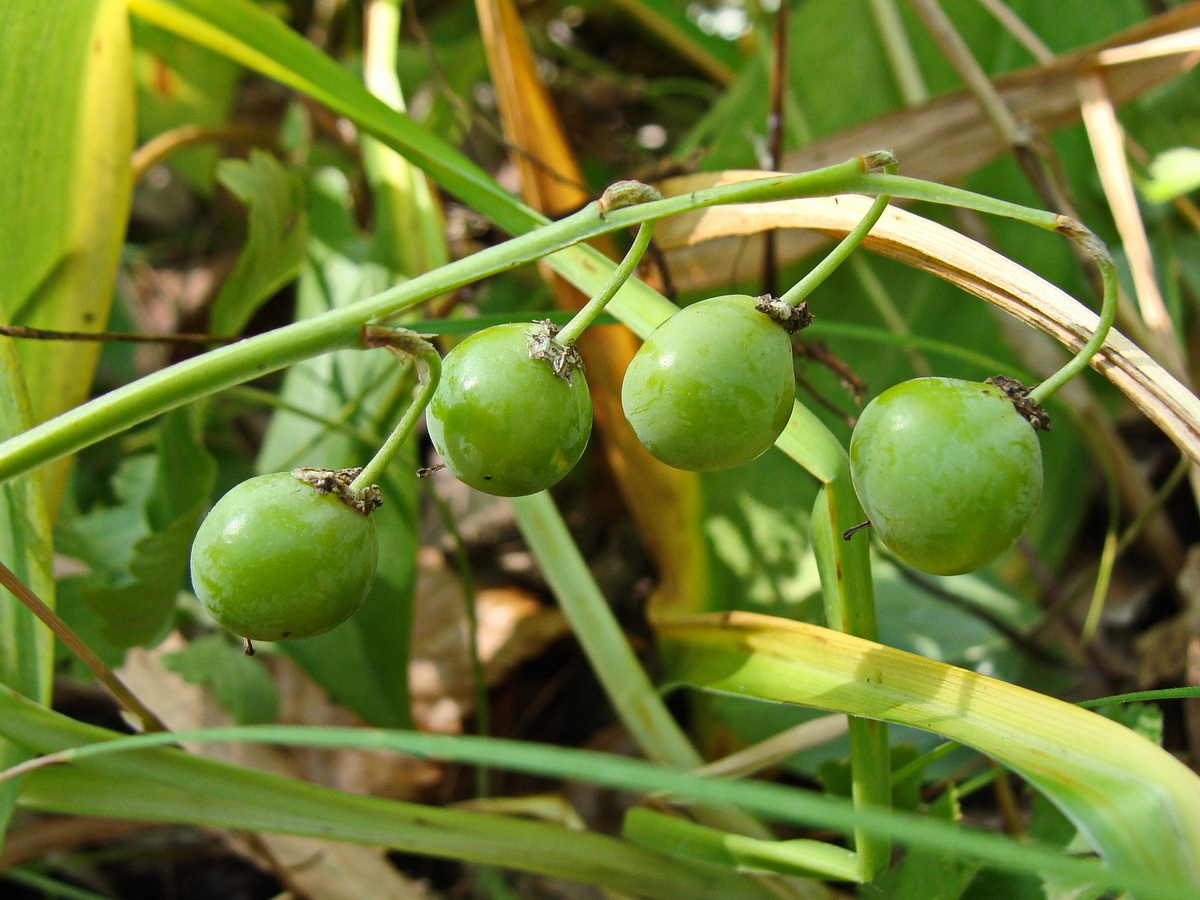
[621,294,795,471]
[426,323,593,496]
[189,471,378,641]
[849,376,1043,576]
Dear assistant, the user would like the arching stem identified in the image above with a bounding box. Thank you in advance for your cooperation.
[1027,223,1118,405]
[555,219,656,347]
[348,328,442,495]
[776,156,897,310]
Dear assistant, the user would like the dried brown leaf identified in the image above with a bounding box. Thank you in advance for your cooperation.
[410,547,568,734]
[784,4,1200,186]
[664,5,1200,293]
[1077,73,1183,373]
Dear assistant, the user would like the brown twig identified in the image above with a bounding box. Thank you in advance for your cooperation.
[131,123,279,185]
[0,324,235,345]
[0,559,167,733]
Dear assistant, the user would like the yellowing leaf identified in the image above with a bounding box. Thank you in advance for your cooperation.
[0,0,135,519]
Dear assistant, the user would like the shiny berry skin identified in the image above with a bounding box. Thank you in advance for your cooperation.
[849,376,1043,576]
[621,294,795,471]
[426,323,593,496]
[189,472,378,641]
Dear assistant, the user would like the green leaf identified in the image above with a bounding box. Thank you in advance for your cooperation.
[0,0,134,516]
[866,789,978,900]
[1139,147,1200,204]
[0,690,772,900]
[700,450,822,619]
[659,613,1200,889]
[70,410,215,649]
[131,16,242,193]
[161,634,278,724]
[208,150,309,336]
[128,0,540,236]
[52,579,126,673]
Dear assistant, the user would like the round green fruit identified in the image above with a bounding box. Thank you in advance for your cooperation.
[848,376,1043,576]
[189,471,378,641]
[426,323,593,496]
[621,294,795,471]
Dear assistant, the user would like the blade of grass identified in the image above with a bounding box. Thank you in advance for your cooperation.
[0,686,775,900]
[1,687,1197,900]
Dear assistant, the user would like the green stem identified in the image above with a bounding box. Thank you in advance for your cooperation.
[811,478,890,880]
[856,172,1060,224]
[349,334,441,492]
[0,158,879,485]
[1027,229,1118,404]
[842,172,1118,405]
[868,0,928,105]
[555,221,655,346]
[777,187,894,308]
[508,493,701,769]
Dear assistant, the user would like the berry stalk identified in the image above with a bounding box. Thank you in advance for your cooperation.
[555,218,656,348]
[349,328,442,494]
[777,154,897,310]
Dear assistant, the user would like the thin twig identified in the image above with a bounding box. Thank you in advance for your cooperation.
[131,123,279,185]
[905,0,1082,225]
[889,560,1067,668]
[0,324,235,345]
[0,559,167,733]
[975,0,1053,62]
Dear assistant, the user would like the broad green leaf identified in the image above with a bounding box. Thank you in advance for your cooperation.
[161,634,279,724]
[52,579,126,672]
[208,150,308,336]
[0,0,134,518]
[700,451,822,620]
[659,612,1200,888]
[66,409,215,649]
[131,16,242,192]
[865,789,977,900]
[253,168,416,728]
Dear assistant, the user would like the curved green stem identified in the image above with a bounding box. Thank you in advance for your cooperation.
[855,172,1059,225]
[349,331,441,493]
[556,221,655,347]
[811,171,1117,406]
[0,158,881,486]
[778,167,895,309]
[1027,226,1118,404]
